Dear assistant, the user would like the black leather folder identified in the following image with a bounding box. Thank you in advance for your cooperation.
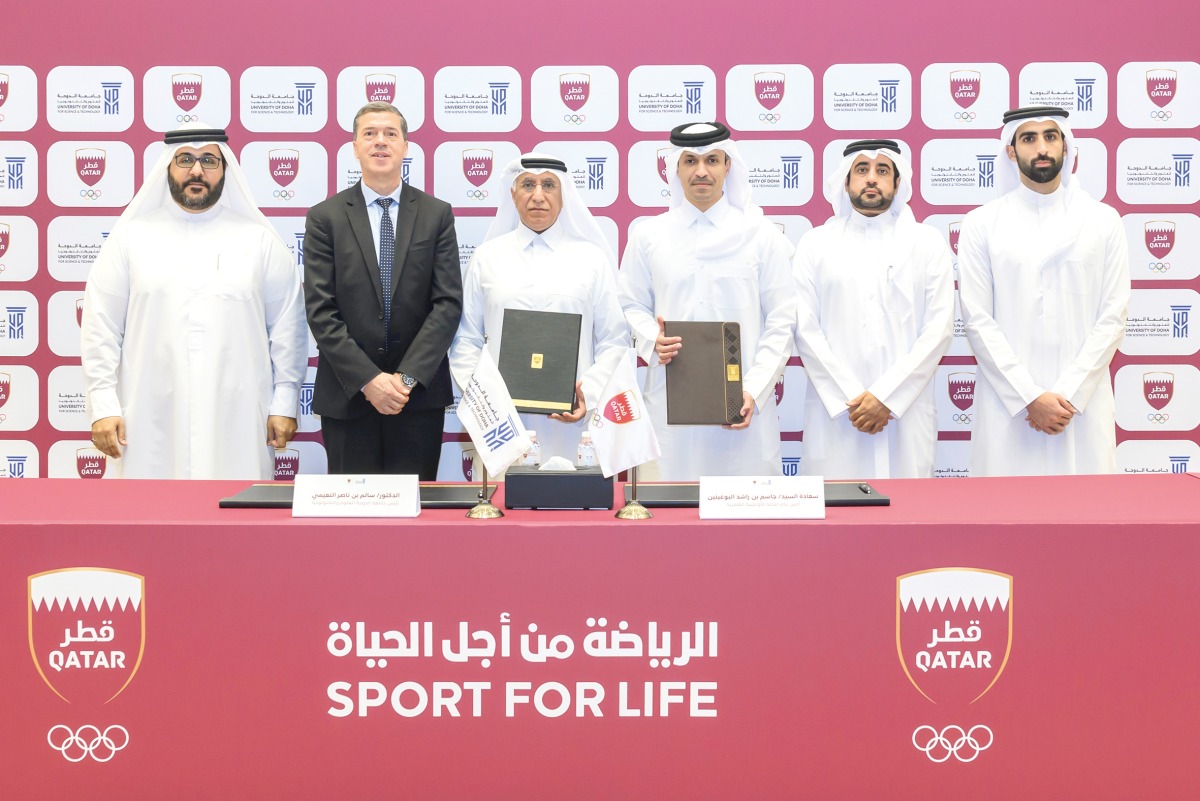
[497,309,582,415]
[664,320,743,424]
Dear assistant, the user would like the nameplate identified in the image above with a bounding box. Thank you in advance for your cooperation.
[292,474,420,518]
[698,476,826,520]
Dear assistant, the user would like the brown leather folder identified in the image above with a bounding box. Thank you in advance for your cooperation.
[664,320,744,424]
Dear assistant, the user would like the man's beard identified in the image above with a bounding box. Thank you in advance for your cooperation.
[1018,153,1063,184]
[168,172,225,211]
[850,186,893,213]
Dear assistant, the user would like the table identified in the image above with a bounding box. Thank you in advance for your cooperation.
[3,474,1199,799]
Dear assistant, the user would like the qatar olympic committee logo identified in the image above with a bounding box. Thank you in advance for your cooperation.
[172,73,202,112]
[269,149,300,200]
[1142,219,1171,266]
[560,73,590,112]
[29,568,145,762]
[365,73,396,104]
[76,447,107,478]
[755,72,784,123]
[948,372,975,424]
[462,149,492,200]
[76,148,106,188]
[0,221,10,259]
[950,70,980,110]
[0,370,11,410]
[274,448,299,480]
[1147,69,1177,108]
[898,568,1012,762]
[28,568,145,704]
[0,72,9,110]
[947,221,961,256]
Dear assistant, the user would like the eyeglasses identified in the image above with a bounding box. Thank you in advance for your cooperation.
[174,153,224,171]
[516,179,561,194]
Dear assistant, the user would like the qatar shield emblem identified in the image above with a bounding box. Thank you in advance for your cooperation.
[462,149,493,187]
[948,372,975,411]
[947,221,961,256]
[559,73,590,111]
[1145,221,1176,258]
[28,568,146,705]
[269,149,300,187]
[1143,371,1174,410]
[755,72,785,111]
[0,222,10,258]
[365,73,396,104]
[950,70,981,109]
[76,149,106,187]
[1146,69,1177,108]
[897,568,1012,705]
[172,73,202,111]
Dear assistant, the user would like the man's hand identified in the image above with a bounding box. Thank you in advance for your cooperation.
[654,315,682,366]
[363,372,411,415]
[847,391,893,435]
[1025,392,1075,434]
[551,381,587,423]
[90,416,126,459]
[267,415,298,448]
[724,391,755,430]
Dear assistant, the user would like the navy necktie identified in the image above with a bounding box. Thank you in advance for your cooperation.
[376,197,395,348]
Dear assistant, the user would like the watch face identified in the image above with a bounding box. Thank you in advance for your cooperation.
[401,374,417,387]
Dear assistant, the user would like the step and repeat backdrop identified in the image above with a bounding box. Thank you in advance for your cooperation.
[1,0,1197,480]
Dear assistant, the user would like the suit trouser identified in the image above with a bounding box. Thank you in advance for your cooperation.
[321,408,444,480]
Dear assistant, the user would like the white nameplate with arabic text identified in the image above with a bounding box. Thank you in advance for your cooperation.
[292,474,420,518]
[699,475,825,520]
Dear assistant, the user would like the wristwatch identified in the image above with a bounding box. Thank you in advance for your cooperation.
[399,373,418,389]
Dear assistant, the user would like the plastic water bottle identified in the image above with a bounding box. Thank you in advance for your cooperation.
[575,432,597,468]
[522,430,541,467]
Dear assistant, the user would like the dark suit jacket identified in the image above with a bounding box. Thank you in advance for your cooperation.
[304,181,462,419]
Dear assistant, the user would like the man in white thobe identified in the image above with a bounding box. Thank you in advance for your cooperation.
[449,153,629,462]
[81,125,308,479]
[793,139,953,479]
[958,106,1130,476]
[618,122,796,480]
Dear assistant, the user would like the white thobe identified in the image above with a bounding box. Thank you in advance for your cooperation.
[449,224,630,462]
[618,197,796,481]
[958,182,1130,476]
[81,205,308,479]
[793,211,954,479]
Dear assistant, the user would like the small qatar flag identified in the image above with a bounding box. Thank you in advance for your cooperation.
[589,348,661,478]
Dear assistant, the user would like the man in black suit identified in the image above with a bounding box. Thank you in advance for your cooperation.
[304,102,462,477]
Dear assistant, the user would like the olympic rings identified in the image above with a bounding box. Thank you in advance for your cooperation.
[272,189,296,200]
[79,189,102,199]
[758,113,782,123]
[952,413,973,424]
[175,114,201,123]
[912,724,992,763]
[954,111,978,121]
[47,724,129,763]
[1147,413,1171,423]
[660,189,671,198]
[466,189,489,200]
[1150,110,1173,121]
[1148,261,1172,273]
[0,114,6,123]
[562,114,587,125]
